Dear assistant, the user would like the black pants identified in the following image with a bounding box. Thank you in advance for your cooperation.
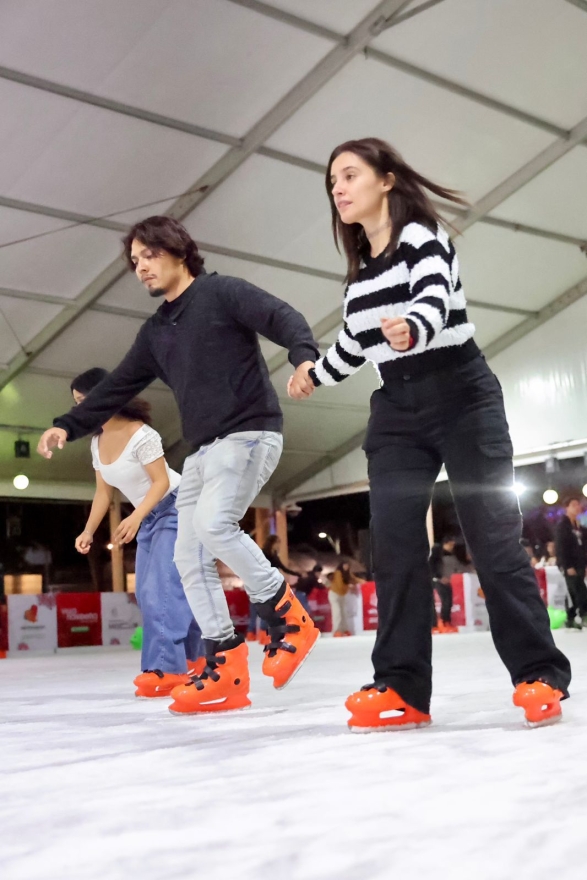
[365,356,571,714]
[564,571,587,621]
[433,581,453,624]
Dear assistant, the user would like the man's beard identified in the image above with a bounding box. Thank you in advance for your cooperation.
[148,286,166,298]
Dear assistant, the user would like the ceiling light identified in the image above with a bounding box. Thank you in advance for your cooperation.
[13,474,29,491]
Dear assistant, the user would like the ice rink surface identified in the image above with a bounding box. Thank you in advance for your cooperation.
[1,630,585,880]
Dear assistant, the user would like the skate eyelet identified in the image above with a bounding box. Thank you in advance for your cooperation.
[234,678,240,685]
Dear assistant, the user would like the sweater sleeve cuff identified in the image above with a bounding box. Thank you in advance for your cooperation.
[52,417,73,441]
[405,318,419,349]
[289,344,320,369]
[308,367,321,388]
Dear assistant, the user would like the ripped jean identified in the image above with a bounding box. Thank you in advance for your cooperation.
[174,431,284,642]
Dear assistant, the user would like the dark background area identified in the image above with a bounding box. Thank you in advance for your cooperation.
[2,455,587,589]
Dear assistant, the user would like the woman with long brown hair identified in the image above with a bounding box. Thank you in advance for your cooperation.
[289,137,571,731]
[71,368,203,698]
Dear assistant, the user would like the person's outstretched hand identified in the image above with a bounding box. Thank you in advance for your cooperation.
[37,427,68,459]
[288,361,316,400]
[381,316,411,351]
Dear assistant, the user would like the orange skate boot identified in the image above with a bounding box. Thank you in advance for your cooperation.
[186,657,207,678]
[169,636,251,714]
[133,669,189,698]
[346,684,431,733]
[513,681,564,728]
[438,620,459,634]
[246,631,257,642]
[254,583,320,690]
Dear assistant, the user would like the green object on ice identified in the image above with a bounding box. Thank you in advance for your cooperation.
[130,626,143,650]
[547,607,566,630]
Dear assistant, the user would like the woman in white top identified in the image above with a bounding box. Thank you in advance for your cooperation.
[71,368,202,698]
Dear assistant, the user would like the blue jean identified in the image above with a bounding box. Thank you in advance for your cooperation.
[295,591,311,615]
[136,491,202,673]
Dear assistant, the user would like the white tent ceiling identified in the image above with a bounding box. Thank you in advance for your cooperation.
[1,0,587,502]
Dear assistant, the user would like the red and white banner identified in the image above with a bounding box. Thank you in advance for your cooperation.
[544,566,568,610]
[56,593,102,648]
[8,594,58,652]
[101,593,142,647]
[361,581,378,631]
[458,573,490,631]
[308,587,332,633]
[225,588,250,633]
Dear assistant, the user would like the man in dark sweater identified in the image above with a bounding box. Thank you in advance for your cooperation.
[38,216,320,713]
[554,495,587,630]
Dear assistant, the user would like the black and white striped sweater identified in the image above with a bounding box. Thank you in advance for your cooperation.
[311,222,479,386]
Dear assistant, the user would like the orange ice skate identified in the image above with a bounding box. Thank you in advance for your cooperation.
[245,631,257,642]
[186,657,207,678]
[257,583,320,690]
[437,620,459,634]
[169,637,251,714]
[346,684,431,733]
[133,670,189,698]
[513,681,564,728]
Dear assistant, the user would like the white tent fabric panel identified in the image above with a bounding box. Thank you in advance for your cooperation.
[0,298,64,367]
[0,0,332,137]
[265,55,555,200]
[3,103,229,223]
[185,154,345,273]
[490,148,587,241]
[372,0,587,129]
[0,0,586,501]
[491,295,587,453]
[33,312,145,373]
[456,224,587,312]
[0,208,123,298]
[288,446,370,501]
[262,0,380,33]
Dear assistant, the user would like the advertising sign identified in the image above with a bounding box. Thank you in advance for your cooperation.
[56,593,102,648]
[101,593,142,646]
[8,594,58,652]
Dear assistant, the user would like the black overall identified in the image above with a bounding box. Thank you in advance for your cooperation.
[365,354,571,713]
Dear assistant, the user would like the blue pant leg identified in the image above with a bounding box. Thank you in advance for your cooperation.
[296,591,311,616]
[137,505,198,673]
[248,605,258,634]
[134,537,150,672]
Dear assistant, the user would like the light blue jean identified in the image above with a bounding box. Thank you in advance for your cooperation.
[174,431,284,642]
[135,490,202,673]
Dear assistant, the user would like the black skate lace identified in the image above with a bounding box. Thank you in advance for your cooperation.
[184,655,226,691]
[263,622,300,658]
[360,683,388,693]
[142,669,165,678]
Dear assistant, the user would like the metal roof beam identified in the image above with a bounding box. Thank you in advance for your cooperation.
[0,0,426,391]
[484,274,587,360]
[276,429,367,498]
[453,114,587,234]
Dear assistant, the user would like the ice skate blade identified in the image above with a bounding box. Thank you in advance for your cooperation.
[274,628,320,690]
[349,720,432,734]
[525,712,562,729]
[168,702,251,716]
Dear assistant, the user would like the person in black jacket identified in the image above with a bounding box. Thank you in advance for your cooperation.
[429,535,458,632]
[294,564,324,615]
[37,216,320,715]
[555,496,587,629]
